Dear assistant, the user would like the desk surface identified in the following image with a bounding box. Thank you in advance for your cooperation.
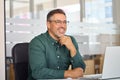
[37,74,120,80]
[37,78,120,80]
[78,78,120,80]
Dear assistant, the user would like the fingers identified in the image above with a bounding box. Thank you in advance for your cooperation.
[59,36,70,45]
[59,36,76,57]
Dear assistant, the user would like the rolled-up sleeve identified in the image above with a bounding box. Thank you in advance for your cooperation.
[70,36,86,71]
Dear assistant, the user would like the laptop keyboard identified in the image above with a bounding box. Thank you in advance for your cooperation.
[82,74,102,79]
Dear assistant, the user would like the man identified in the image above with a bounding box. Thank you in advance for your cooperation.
[28,9,86,80]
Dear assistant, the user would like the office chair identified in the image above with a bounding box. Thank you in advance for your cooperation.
[12,43,29,80]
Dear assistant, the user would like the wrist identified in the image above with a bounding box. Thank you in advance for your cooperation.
[70,47,76,57]
[64,70,72,78]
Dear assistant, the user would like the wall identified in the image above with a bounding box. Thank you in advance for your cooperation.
[113,0,120,26]
[0,0,5,80]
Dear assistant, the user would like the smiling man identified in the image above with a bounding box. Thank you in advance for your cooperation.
[28,9,86,80]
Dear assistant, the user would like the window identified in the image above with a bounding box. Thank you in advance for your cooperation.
[105,0,112,2]
[105,6,112,18]
[85,0,113,23]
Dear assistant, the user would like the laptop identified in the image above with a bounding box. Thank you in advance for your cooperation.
[80,46,120,80]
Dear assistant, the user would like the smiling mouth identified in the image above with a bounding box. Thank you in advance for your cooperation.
[58,28,65,34]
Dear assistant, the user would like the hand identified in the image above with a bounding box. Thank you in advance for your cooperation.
[64,67,84,79]
[59,36,76,57]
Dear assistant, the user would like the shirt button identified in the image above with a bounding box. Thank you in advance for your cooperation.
[55,41,57,43]
[71,60,74,63]
[57,56,60,58]
[57,66,60,69]
[52,43,54,45]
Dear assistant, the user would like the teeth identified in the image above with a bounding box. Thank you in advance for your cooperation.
[59,28,64,33]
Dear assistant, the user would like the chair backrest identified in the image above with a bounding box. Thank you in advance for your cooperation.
[12,43,29,80]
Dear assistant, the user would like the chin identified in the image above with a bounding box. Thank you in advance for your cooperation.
[58,34,64,38]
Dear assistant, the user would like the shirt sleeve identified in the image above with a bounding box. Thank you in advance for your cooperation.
[29,37,65,79]
[70,36,86,71]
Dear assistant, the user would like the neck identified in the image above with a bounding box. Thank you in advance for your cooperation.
[48,31,59,41]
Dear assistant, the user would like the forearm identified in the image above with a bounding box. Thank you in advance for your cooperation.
[69,45,76,57]
[31,68,65,79]
[70,50,86,71]
[64,67,83,79]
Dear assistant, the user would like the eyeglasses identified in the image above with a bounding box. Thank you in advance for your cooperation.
[48,20,69,25]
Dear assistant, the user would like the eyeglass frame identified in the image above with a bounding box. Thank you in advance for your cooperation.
[48,20,69,25]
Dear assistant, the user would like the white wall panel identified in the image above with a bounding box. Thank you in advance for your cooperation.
[6,18,47,56]
[6,43,16,57]
[0,0,5,79]
[6,14,120,56]
[6,32,35,42]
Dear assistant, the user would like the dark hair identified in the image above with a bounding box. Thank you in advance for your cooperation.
[47,9,66,21]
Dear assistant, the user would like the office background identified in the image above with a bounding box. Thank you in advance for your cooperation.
[5,0,120,56]
[0,0,120,80]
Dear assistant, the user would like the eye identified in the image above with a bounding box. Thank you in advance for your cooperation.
[55,20,62,23]
[49,20,69,25]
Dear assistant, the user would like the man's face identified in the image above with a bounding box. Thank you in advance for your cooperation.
[47,13,68,40]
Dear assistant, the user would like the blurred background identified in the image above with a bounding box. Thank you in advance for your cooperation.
[4,0,120,80]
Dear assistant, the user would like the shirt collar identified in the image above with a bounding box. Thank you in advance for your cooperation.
[45,31,58,44]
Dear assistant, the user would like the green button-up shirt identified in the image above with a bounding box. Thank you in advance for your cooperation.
[28,31,86,80]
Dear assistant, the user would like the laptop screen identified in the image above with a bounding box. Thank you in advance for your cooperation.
[102,46,120,79]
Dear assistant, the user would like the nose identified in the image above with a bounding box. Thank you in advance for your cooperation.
[59,22,66,27]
